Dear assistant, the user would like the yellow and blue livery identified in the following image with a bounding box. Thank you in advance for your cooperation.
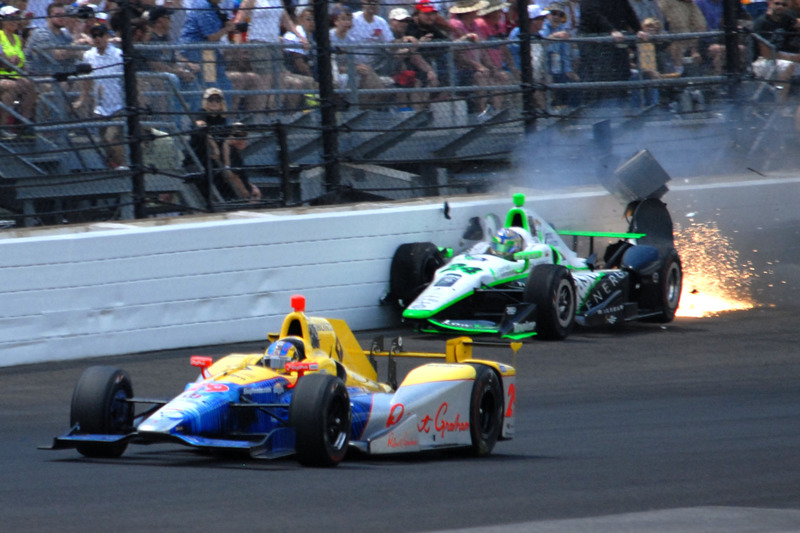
[42,295,518,467]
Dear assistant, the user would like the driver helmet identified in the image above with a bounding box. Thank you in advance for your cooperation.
[261,337,306,369]
[491,227,524,259]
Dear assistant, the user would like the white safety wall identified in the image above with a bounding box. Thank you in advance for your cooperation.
[0,191,624,367]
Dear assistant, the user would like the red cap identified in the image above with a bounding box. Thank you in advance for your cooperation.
[416,0,437,13]
[290,294,306,313]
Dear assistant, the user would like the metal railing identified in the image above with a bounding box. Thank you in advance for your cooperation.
[0,3,794,228]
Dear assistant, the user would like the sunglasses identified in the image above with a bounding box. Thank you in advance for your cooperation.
[206,95,223,102]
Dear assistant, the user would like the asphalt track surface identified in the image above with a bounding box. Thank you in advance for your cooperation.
[3,175,800,533]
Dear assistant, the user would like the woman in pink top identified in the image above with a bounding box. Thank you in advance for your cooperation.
[477,0,518,107]
[448,0,497,114]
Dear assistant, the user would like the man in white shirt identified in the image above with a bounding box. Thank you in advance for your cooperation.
[74,24,126,168]
[350,0,393,69]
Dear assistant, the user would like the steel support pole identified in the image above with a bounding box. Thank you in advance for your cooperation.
[516,0,536,134]
[312,0,340,200]
[722,0,741,98]
[119,0,146,219]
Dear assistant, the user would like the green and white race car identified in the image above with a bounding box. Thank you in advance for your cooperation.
[388,194,682,340]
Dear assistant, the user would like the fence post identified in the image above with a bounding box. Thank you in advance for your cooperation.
[722,0,741,98]
[516,0,536,134]
[312,0,340,199]
[119,0,146,219]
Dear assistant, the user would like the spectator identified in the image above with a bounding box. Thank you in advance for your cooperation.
[27,0,51,31]
[76,4,103,41]
[233,0,292,111]
[542,2,581,107]
[141,6,205,122]
[73,24,126,167]
[24,3,76,76]
[492,0,514,35]
[129,17,160,112]
[387,7,438,107]
[477,0,519,89]
[0,5,36,137]
[406,0,452,86]
[282,6,318,110]
[578,0,646,101]
[186,86,229,202]
[350,0,394,74]
[13,0,35,42]
[695,0,747,75]
[146,7,198,85]
[634,16,680,105]
[329,3,385,105]
[109,0,146,35]
[179,0,238,95]
[225,49,268,115]
[504,0,521,31]
[696,0,723,32]
[657,0,707,70]
[284,7,316,79]
[165,0,189,42]
[744,0,768,19]
[629,0,666,26]
[63,4,93,46]
[752,0,800,54]
[141,125,183,215]
[142,125,180,172]
[509,4,550,108]
[448,0,496,114]
[563,0,581,32]
[640,17,681,75]
[220,122,262,201]
[751,0,800,102]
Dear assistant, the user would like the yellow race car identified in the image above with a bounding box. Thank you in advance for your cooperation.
[42,296,518,467]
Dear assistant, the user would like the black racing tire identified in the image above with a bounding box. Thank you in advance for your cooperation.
[649,249,683,323]
[468,364,504,457]
[290,373,351,467]
[524,264,576,340]
[389,242,445,306]
[70,366,134,458]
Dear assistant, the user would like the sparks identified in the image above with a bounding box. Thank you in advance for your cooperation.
[674,221,755,318]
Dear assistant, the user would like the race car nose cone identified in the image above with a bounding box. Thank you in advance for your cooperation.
[138,410,185,433]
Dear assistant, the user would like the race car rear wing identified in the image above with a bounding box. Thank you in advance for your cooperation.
[557,229,647,256]
[366,336,520,389]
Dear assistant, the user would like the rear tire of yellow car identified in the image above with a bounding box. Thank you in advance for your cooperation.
[70,366,134,458]
[468,364,504,457]
[290,373,351,467]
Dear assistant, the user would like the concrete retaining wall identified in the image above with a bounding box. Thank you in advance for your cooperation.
[0,190,625,367]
